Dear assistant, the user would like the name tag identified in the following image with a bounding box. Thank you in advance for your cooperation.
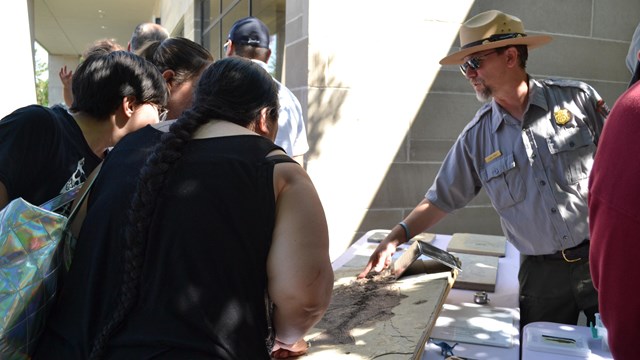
[485,150,502,163]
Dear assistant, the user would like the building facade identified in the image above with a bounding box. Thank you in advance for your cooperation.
[17,0,640,260]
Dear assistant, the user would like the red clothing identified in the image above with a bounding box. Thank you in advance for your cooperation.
[589,82,640,360]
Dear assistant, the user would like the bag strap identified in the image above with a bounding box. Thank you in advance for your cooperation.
[40,185,81,211]
[66,162,102,225]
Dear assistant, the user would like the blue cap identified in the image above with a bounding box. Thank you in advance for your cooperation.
[228,17,270,48]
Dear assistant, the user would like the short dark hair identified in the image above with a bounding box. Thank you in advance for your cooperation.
[232,44,271,63]
[70,51,168,119]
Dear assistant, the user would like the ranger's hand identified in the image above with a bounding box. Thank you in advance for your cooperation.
[357,238,399,279]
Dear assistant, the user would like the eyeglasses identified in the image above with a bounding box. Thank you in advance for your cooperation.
[158,107,169,121]
[150,103,169,121]
[459,50,497,75]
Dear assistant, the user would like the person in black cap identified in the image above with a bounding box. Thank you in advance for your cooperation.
[225,16,309,166]
[360,10,608,332]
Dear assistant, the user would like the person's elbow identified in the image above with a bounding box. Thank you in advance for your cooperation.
[304,269,334,316]
[288,267,333,320]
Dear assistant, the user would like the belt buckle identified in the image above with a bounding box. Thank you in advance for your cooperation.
[561,248,581,263]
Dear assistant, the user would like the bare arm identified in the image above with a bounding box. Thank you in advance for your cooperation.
[267,161,333,347]
[0,180,8,210]
[358,198,447,278]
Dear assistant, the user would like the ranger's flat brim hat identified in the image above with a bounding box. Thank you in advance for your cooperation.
[439,10,553,65]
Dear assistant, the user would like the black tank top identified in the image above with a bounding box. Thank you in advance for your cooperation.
[36,125,296,359]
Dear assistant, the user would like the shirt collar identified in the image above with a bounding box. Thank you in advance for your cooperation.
[528,77,549,112]
[250,59,269,72]
[488,76,548,133]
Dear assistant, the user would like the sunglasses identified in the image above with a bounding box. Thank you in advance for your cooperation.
[459,50,497,75]
[158,107,169,121]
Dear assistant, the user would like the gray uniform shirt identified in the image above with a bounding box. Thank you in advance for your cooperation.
[426,78,607,255]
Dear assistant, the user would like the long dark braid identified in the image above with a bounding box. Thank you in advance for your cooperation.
[88,56,279,359]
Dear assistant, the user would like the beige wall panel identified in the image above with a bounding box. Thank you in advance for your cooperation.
[160,0,192,38]
[594,0,640,41]
[358,209,406,233]
[284,37,308,90]
[306,0,477,258]
[300,0,637,258]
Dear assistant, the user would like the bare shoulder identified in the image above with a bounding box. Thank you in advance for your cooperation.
[271,155,315,200]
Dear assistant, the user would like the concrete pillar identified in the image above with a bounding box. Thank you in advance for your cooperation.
[48,55,80,107]
[0,0,37,118]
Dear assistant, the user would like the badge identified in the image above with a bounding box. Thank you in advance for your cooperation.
[554,109,571,125]
[484,150,502,163]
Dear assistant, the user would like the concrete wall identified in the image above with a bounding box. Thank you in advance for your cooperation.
[292,0,640,261]
[48,55,80,107]
[31,0,639,262]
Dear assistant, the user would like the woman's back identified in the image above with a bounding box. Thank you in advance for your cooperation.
[36,57,332,360]
[37,126,292,359]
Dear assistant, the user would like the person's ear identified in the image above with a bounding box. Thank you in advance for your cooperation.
[256,107,277,140]
[114,96,136,127]
[505,47,518,68]
[636,49,640,62]
[266,48,272,62]
[225,41,234,57]
[122,95,136,117]
[162,69,176,90]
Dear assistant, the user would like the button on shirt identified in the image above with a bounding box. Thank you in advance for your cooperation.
[426,78,607,255]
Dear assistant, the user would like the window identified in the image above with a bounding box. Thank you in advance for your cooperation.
[196,0,285,79]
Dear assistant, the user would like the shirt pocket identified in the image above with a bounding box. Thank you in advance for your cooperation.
[480,153,526,210]
[546,126,594,184]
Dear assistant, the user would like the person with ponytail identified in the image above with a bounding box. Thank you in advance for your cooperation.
[135,37,213,120]
[34,56,333,359]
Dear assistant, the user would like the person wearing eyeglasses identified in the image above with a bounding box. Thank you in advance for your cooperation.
[0,51,168,212]
[359,10,608,332]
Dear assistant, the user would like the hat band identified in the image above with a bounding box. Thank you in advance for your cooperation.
[461,32,527,49]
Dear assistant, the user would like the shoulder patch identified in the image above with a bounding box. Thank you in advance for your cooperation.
[542,78,597,95]
[542,78,606,107]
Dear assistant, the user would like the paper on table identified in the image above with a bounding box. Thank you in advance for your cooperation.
[430,304,516,348]
[451,252,499,292]
[367,229,435,244]
[447,233,507,257]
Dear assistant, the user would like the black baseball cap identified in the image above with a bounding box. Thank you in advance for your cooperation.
[228,17,270,48]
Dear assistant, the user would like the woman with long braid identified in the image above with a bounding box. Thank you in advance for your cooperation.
[35,57,333,359]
